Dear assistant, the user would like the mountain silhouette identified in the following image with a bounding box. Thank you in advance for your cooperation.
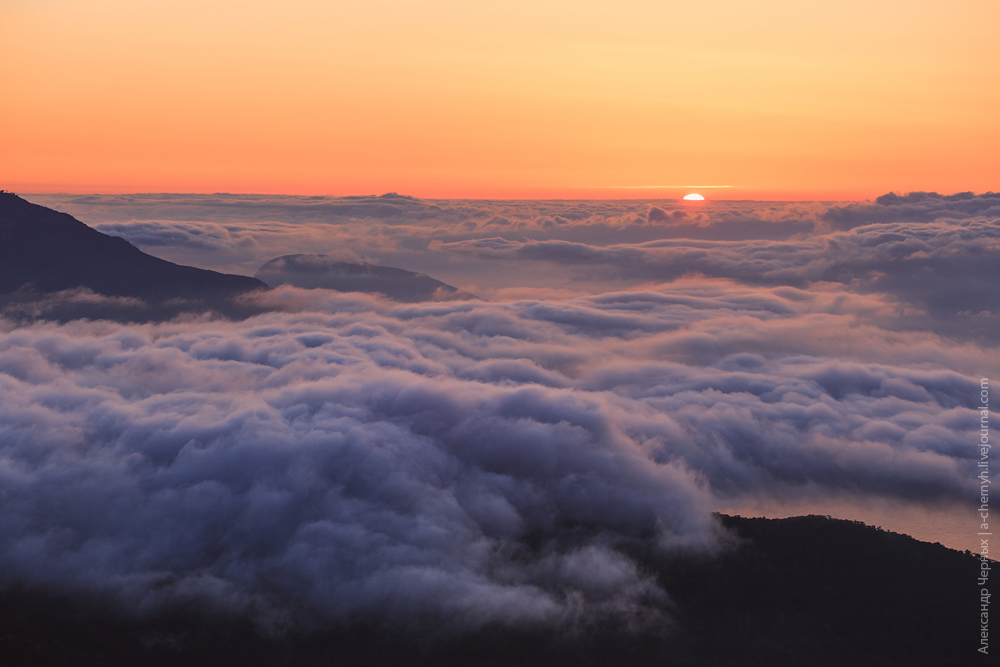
[255,253,478,302]
[0,514,982,667]
[0,192,267,319]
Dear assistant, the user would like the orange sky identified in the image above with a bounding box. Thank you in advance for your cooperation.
[2,0,998,199]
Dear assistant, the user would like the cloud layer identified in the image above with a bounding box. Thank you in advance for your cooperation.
[24,193,1000,343]
[24,193,827,284]
[2,191,995,629]
[0,279,989,628]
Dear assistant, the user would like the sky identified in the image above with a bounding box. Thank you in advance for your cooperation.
[3,0,998,198]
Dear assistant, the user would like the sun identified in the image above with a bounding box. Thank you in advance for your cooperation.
[683,193,704,201]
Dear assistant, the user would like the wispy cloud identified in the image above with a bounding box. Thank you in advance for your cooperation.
[597,185,736,189]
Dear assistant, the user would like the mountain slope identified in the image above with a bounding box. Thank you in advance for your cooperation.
[0,514,983,667]
[0,192,266,317]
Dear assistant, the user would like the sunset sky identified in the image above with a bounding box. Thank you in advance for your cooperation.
[3,0,997,198]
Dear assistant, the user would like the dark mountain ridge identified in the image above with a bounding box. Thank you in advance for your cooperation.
[0,191,266,319]
[1,193,477,319]
[0,514,986,667]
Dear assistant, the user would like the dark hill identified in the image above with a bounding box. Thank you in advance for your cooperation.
[255,253,478,302]
[0,192,267,319]
[0,514,986,667]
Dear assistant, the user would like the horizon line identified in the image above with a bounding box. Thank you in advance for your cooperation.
[595,185,736,189]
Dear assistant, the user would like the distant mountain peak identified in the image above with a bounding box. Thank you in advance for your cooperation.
[255,253,478,302]
[1,193,267,321]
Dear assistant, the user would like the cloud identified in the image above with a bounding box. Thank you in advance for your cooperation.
[22,194,823,283]
[0,281,989,630]
[4,192,995,629]
[439,217,1000,342]
[646,206,707,226]
[36,192,991,316]
[0,287,152,322]
[254,254,474,302]
[823,191,1000,229]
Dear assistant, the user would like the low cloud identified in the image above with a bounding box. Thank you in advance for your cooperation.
[823,191,1000,229]
[646,206,708,226]
[25,193,994,325]
[441,218,1000,342]
[3,192,994,630]
[23,194,824,283]
[0,281,988,629]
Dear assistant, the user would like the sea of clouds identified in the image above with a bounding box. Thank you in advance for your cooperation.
[2,191,997,629]
[31,191,1000,342]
